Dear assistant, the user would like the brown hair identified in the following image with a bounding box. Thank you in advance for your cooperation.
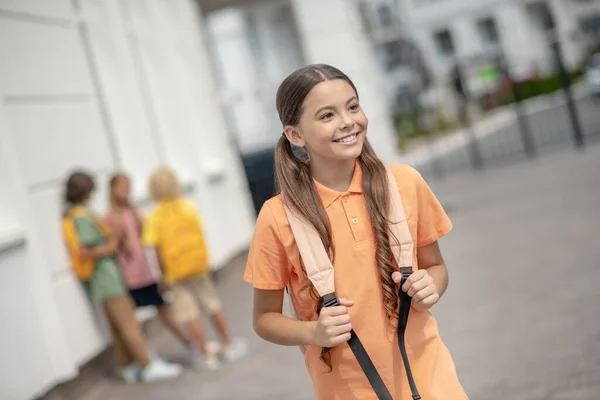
[274,64,398,369]
[148,167,180,201]
[109,172,129,189]
[65,171,95,204]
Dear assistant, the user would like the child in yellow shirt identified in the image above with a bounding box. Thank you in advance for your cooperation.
[142,168,247,369]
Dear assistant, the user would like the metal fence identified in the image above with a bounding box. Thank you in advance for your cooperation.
[400,35,600,181]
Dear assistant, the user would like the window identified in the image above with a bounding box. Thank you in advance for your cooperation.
[383,41,406,71]
[477,17,499,45]
[581,15,600,38]
[526,2,555,31]
[377,4,394,28]
[588,54,600,69]
[433,29,455,57]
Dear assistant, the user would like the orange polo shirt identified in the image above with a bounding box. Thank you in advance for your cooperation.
[244,163,467,400]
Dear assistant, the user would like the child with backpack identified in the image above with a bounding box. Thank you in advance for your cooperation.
[62,171,182,383]
[103,172,195,353]
[142,168,248,370]
[244,65,468,399]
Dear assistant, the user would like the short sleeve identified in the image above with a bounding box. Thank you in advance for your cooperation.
[244,202,290,290]
[73,216,100,247]
[413,169,452,248]
[141,211,160,247]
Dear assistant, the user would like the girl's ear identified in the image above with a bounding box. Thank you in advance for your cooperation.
[284,125,305,148]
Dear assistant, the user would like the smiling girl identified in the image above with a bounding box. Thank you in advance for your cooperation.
[244,64,467,399]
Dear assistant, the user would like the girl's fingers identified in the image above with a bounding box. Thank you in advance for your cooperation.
[329,323,352,337]
[401,270,426,292]
[323,305,349,317]
[412,285,436,303]
[413,291,439,310]
[329,314,351,327]
[339,298,355,307]
[331,332,352,346]
[407,278,430,297]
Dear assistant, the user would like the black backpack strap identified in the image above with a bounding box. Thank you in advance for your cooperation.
[322,293,393,400]
[398,267,422,400]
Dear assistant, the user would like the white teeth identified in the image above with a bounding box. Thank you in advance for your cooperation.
[337,134,357,143]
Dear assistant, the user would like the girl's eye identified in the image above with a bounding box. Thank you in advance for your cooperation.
[349,103,360,111]
[321,112,334,120]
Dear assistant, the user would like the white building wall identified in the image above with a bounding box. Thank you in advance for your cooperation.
[206,8,275,153]
[206,3,306,154]
[247,3,307,136]
[0,1,255,398]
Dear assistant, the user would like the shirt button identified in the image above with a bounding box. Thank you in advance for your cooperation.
[352,218,359,224]
[343,197,349,203]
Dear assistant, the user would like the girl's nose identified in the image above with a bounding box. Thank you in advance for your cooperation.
[340,116,356,130]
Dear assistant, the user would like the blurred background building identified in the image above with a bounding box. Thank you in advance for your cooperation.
[359,0,600,123]
[207,0,600,150]
[0,1,256,398]
[0,0,599,399]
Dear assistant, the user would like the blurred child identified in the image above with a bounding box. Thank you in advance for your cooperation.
[103,172,194,352]
[142,168,248,370]
[62,171,181,383]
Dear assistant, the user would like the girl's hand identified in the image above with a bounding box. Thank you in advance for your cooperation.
[105,237,119,255]
[392,269,440,311]
[310,298,354,347]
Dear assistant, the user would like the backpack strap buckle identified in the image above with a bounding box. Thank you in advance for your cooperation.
[322,293,340,308]
[400,266,413,284]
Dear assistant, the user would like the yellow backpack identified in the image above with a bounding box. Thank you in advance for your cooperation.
[155,200,209,285]
[62,205,109,281]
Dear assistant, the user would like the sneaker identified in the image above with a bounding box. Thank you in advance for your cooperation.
[201,353,221,371]
[119,363,140,383]
[188,341,222,371]
[221,337,249,363]
[140,359,182,382]
[188,346,221,370]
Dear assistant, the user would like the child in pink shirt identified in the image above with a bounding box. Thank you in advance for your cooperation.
[103,173,193,352]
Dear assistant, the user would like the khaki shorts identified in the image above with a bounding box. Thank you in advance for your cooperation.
[169,275,222,323]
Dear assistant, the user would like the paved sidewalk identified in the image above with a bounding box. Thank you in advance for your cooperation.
[74,145,600,400]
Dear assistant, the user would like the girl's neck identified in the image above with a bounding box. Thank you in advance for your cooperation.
[110,200,126,211]
[309,157,356,193]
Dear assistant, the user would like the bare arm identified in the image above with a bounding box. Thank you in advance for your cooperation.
[253,288,316,346]
[78,236,118,260]
[417,240,449,298]
[253,288,354,348]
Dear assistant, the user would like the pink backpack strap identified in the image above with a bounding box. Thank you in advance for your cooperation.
[385,166,414,270]
[283,202,335,297]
